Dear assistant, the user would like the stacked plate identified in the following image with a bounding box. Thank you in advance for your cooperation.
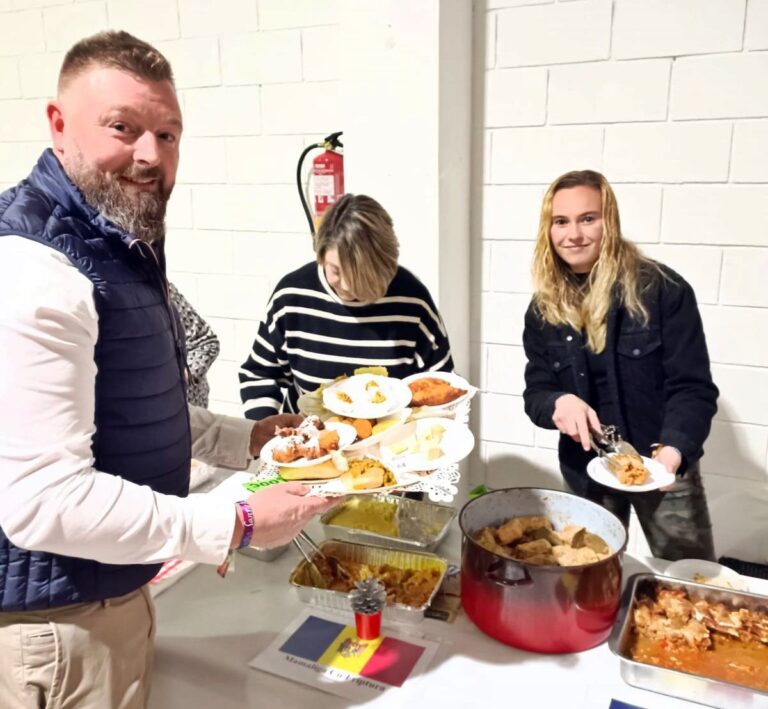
[260,371,476,495]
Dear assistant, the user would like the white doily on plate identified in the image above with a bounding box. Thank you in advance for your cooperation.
[248,459,461,503]
[249,401,470,504]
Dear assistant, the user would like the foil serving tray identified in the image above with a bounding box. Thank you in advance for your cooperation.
[319,494,456,553]
[288,538,448,624]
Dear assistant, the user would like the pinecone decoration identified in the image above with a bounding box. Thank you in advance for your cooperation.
[350,577,386,615]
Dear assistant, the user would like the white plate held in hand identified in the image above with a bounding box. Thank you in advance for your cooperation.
[259,421,356,468]
[586,454,675,492]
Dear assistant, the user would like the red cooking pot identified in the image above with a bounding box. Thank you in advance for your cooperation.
[460,487,627,654]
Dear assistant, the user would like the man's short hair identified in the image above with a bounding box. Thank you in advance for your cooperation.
[58,31,174,92]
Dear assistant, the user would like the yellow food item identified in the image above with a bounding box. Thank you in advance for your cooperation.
[387,423,445,460]
[354,366,389,377]
[370,390,386,404]
[371,418,400,436]
[339,458,397,490]
[328,499,399,537]
[388,435,415,456]
[421,423,445,442]
[279,459,344,480]
[426,446,444,461]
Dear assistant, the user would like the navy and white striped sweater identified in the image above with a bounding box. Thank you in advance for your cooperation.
[239,262,454,420]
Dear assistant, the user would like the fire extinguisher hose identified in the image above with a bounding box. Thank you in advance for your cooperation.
[296,132,344,236]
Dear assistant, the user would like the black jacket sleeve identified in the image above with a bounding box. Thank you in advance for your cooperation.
[656,274,719,465]
[522,302,566,430]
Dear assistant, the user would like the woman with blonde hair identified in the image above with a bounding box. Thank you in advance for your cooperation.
[522,169,717,561]
[240,194,454,420]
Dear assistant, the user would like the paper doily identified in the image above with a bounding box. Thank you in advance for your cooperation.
[249,459,461,503]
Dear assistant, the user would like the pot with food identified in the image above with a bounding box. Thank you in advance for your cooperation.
[459,487,628,653]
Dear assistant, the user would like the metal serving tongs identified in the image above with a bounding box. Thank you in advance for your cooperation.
[292,531,354,590]
[589,425,641,473]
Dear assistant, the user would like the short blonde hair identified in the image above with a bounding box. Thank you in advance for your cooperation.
[314,194,399,302]
[532,170,656,352]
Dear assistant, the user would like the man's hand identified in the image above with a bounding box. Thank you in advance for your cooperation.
[249,413,303,457]
[245,483,340,548]
[552,394,601,452]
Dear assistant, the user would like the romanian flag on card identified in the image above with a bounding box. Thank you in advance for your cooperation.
[279,615,426,688]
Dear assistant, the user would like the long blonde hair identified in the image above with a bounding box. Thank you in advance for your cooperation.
[532,170,655,352]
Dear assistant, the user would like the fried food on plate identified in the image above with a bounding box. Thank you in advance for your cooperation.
[408,376,466,407]
[271,415,341,463]
[339,458,397,491]
[607,452,649,485]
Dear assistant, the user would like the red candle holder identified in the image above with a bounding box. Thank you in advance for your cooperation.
[355,610,382,640]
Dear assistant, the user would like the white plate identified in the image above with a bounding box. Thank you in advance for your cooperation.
[311,469,421,496]
[377,417,475,474]
[343,408,412,452]
[321,374,411,419]
[586,455,675,492]
[665,559,749,591]
[259,421,357,468]
[402,371,477,416]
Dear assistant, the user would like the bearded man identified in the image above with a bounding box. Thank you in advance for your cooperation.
[0,31,336,708]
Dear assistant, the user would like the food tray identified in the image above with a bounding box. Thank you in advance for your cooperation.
[609,573,768,709]
[319,494,456,552]
[237,543,289,562]
[288,539,448,624]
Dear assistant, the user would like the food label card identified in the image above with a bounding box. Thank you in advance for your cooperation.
[250,608,440,700]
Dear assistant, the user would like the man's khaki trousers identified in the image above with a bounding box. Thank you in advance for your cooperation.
[0,586,155,709]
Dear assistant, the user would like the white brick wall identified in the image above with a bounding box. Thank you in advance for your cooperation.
[604,122,732,183]
[612,0,746,59]
[491,126,603,183]
[1,1,766,562]
[548,60,670,125]
[0,10,45,56]
[670,54,768,120]
[484,68,546,127]
[106,0,180,42]
[661,185,768,246]
[496,0,611,67]
[732,121,768,181]
[746,0,768,50]
[0,58,19,99]
[0,0,345,422]
[478,0,768,561]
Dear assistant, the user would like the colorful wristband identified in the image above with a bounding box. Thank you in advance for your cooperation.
[236,500,254,549]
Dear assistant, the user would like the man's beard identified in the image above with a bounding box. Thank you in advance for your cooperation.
[68,157,170,244]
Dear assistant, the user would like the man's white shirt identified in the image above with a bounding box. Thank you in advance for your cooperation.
[0,236,252,566]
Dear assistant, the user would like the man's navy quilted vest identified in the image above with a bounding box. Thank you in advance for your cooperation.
[0,150,191,612]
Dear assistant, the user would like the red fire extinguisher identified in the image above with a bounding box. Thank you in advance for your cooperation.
[297,131,344,235]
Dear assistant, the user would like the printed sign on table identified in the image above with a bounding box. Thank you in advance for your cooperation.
[250,608,440,701]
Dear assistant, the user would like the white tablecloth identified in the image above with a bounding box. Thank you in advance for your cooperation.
[149,516,768,709]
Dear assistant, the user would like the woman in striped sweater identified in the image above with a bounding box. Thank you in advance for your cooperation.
[239,194,455,420]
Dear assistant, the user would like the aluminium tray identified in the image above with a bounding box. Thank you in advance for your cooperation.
[609,572,768,709]
[319,493,456,553]
[288,538,448,624]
